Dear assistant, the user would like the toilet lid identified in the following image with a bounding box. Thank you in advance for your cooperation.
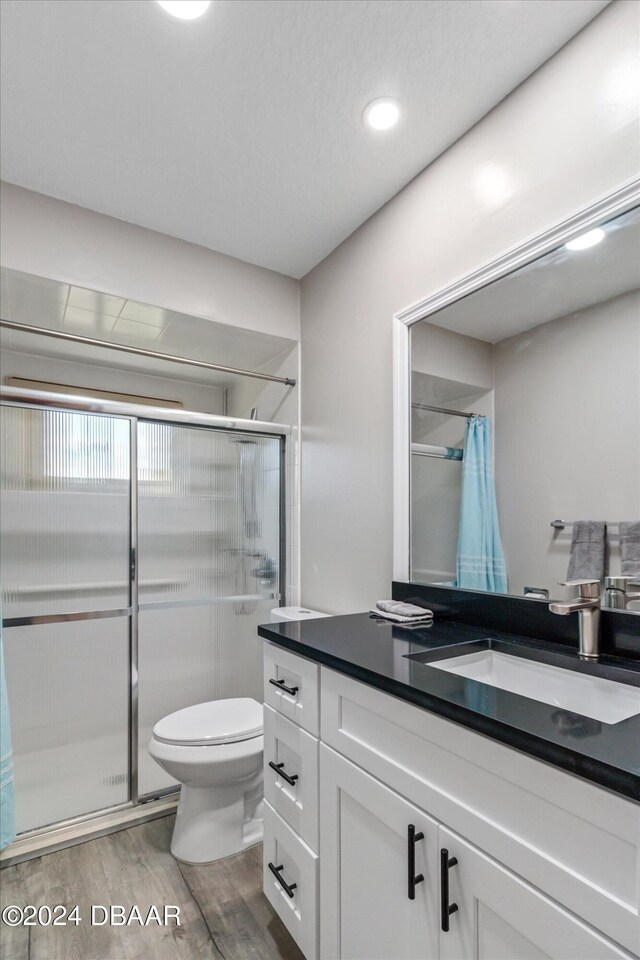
[153,698,263,746]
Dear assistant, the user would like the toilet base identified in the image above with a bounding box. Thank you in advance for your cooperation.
[170,783,263,864]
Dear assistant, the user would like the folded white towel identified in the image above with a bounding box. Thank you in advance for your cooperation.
[375,600,433,619]
[371,607,433,624]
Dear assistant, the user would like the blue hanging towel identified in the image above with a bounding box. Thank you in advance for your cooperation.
[0,610,16,850]
[456,416,508,593]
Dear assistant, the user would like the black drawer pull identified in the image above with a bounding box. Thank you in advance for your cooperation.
[268,862,297,899]
[440,848,459,931]
[407,824,425,900]
[269,761,299,787]
[269,677,299,696]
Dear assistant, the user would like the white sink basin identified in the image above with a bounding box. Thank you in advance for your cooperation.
[429,649,640,725]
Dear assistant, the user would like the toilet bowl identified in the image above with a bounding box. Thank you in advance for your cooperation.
[148,698,263,864]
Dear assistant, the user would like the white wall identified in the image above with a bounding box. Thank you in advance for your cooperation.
[300,1,640,614]
[494,289,640,596]
[412,322,493,391]
[0,182,300,341]
[0,349,227,415]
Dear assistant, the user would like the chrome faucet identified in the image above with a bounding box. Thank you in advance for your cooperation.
[604,576,640,610]
[549,580,601,660]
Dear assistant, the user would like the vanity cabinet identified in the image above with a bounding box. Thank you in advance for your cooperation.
[262,642,640,960]
[320,744,633,960]
[320,742,439,960]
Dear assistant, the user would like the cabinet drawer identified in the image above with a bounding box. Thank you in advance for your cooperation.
[264,704,319,851]
[263,800,318,960]
[264,642,319,735]
[321,666,640,955]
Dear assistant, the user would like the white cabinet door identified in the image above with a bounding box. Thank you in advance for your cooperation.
[320,743,439,960]
[438,827,635,960]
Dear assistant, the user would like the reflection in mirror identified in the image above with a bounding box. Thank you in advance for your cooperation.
[410,206,640,610]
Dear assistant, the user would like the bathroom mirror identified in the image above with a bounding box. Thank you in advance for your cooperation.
[408,205,640,609]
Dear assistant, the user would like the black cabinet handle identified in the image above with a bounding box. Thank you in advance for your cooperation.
[269,761,299,787]
[268,862,297,899]
[269,677,299,696]
[407,824,425,900]
[440,848,459,931]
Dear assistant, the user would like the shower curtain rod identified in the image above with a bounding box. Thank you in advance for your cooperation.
[411,402,478,418]
[0,319,297,387]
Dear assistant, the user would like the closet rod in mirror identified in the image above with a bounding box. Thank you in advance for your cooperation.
[411,402,478,418]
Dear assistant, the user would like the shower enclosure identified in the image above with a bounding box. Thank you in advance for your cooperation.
[0,394,285,836]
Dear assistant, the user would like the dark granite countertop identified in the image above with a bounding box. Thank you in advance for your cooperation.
[258,612,640,802]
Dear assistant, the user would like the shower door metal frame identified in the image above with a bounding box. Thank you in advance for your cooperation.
[1,388,290,816]
[131,416,287,804]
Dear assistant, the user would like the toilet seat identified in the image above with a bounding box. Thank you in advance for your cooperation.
[152,697,263,747]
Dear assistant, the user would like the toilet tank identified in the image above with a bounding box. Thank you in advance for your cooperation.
[270,606,329,622]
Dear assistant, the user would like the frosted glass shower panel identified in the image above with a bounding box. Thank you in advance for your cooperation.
[0,406,131,616]
[3,617,129,833]
[136,424,282,796]
[137,424,281,604]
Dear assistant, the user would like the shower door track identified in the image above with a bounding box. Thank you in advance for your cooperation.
[1,388,289,837]
[0,794,179,868]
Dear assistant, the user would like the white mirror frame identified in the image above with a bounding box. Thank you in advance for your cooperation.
[392,177,640,583]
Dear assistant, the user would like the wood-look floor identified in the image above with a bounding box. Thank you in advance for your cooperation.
[0,815,304,960]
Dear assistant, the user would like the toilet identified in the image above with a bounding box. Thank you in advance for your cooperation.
[148,698,264,863]
[270,605,330,623]
[148,606,328,864]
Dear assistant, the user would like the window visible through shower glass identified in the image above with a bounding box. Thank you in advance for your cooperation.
[136,423,281,797]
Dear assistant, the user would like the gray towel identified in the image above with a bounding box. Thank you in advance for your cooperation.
[567,521,606,581]
[619,521,640,577]
[376,600,433,619]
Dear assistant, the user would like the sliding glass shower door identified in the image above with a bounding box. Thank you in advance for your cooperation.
[0,406,131,833]
[0,403,283,829]
[136,423,281,796]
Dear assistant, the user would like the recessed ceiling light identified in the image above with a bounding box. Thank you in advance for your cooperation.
[362,98,401,132]
[565,228,605,251]
[157,0,212,20]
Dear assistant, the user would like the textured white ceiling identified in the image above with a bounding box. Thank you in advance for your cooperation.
[0,0,608,278]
